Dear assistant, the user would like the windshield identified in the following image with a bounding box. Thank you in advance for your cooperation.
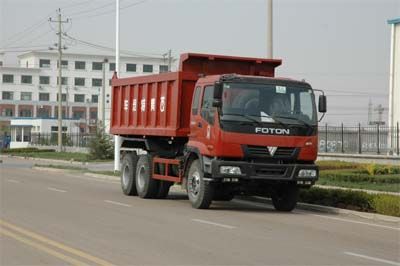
[220,82,317,126]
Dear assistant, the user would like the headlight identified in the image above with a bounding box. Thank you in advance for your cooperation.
[298,169,317,178]
[220,166,242,175]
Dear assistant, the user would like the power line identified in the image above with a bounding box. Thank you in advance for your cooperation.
[63,33,165,58]
[72,0,148,20]
[2,20,49,48]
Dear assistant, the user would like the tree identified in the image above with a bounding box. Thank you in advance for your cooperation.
[88,127,114,160]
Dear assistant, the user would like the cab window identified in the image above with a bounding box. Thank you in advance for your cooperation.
[201,86,215,124]
[192,87,201,115]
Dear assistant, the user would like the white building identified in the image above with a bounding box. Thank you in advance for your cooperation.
[9,118,81,149]
[0,51,173,134]
[388,18,399,153]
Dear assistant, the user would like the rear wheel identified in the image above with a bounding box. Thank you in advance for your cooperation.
[271,184,299,212]
[135,155,159,198]
[187,159,213,209]
[121,153,138,196]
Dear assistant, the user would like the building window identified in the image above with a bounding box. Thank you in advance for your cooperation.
[2,108,13,117]
[2,74,14,83]
[92,62,103,70]
[39,59,51,68]
[75,61,86,70]
[39,93,50,101]
[92,78,102,87]
[19,109,32,117]
[91,95,98,103]
[126,63,136,72]
[39,76,50,85]
[57,60,68,69]
[74,77,85,86]
[74,94,85,103]
[57,77,68,85]
[143,64,153,73]
[51,126,67,132]
[159,65,169,73]
[56,93,67,102]
[20,92,32,101]
[90,110,97,120]
[73,111,85,119]
[37,108,50,118]
[2,91,13,100]
[21,75,32,84]
[109,63,115,71]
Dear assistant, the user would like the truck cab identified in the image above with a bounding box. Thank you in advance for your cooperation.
[185,74,325,209]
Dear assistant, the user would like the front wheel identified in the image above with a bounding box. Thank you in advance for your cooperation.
[187,159,213,209]
[271,184,299,212]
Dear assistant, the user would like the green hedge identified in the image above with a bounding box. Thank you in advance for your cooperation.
[299,187,400,217]
[320,170,400,184]
[1,147,55,153]
[317,160,361,171]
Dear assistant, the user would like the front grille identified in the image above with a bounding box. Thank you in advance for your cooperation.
[255,167,286,176]
[244,145,298,159]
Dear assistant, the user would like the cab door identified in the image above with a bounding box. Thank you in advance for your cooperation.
[189,86,202,140]
[198,85,216,153]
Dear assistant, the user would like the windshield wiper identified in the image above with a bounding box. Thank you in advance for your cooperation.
[272,115,312,128]
[221,113,263,126]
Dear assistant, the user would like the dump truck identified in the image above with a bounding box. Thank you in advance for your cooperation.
[110,53,326,210]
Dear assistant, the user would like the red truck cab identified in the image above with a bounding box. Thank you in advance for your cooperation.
[111,53,327,210]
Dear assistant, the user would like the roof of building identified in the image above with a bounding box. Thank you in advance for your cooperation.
[17,50,169,61]
[388,18,400,24]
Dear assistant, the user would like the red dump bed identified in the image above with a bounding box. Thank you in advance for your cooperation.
[110,53,281,137]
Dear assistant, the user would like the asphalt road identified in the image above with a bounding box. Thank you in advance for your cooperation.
[1,157,399,266]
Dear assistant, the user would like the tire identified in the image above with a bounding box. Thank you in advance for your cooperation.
[213,191,235,201]
[156,181,173,199]
[121,153,138,196]
[187,159,213,209]
[154,163,173,199]
[135,155,159,198]
[271,184,299,212]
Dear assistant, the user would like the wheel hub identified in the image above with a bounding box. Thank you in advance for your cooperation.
[137,165,146,190]
[122,165,130,188]
[188,171,201,197]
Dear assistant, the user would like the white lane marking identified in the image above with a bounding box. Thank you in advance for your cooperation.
[344,252,400,266]
[312,214,400,231]
[104,200,131,207]
[47,187,67,193]
[6,179,21,183]
[191,219,236,229]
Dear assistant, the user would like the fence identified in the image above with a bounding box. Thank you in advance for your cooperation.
[30,133,96,148]
[318,123,400,155]
[29,124,400,156]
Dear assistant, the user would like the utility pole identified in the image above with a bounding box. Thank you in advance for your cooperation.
[266,0,273,58]
[168,49,172,71]
[114,0,121,171]
[101,58,108,129]
[50,9,69,152]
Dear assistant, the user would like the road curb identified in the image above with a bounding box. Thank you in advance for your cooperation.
[0,154,89,165]
[83,173,119,181]
[241,196,400,223]
[314,184,400,196]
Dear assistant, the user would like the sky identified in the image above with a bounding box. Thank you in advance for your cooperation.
[1,0,399,125]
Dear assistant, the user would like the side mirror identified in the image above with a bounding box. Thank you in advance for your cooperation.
[214,81,223,100]
[318,95,327,113]
[212,99,222,107]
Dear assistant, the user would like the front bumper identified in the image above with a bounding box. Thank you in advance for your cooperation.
[210,159,319,182]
